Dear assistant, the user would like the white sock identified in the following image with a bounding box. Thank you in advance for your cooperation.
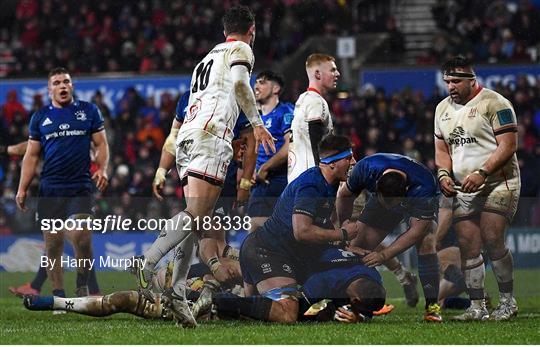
[464,255,485,301]
[53,296,99,313]
[171,232,197,298]
[144,211,193,269]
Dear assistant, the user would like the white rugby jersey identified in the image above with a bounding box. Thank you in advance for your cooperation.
[434,86,520,190]
[180,39,255,143]
[287,88,334,182]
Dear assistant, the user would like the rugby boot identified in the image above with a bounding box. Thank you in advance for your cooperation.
[424,303,443,322]
[191,279,220,319]
[490,296,518,321]
[162,288,197,328]
[9,283,39,297]
[452,300,489,321]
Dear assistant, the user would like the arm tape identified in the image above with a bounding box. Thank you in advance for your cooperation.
[163,128,179,156]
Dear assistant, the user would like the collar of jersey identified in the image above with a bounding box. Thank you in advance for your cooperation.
[307,87,322,95]
[225,38,237,42]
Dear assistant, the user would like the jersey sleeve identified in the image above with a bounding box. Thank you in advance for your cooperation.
[228,42,254,71]
[292,184,321,218]
[305,98,325,123]
[175,91,190,122]
[281,104,294,134]
[345,162,365,194]
[28,112,41,140]
[488,97,518,136]
[434,103,444,140]
[90,104,105,133]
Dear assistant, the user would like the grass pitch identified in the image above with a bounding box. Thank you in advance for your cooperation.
[1,270,539,344]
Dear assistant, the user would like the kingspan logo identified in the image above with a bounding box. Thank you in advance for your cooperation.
[448,126,477,146]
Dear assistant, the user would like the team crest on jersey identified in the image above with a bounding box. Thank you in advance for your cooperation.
[265,118,272,128]
[441,112,451,122]
[42,117,53,126]
[75,110,87,121]
[186,98,201,123]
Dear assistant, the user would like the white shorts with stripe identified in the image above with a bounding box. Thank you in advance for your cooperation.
[175,128,232,187]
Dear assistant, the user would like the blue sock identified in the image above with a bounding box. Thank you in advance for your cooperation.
[418,253,440,309]
[52,289,65,298]
[30,265,48,291]
[88,267,100,294]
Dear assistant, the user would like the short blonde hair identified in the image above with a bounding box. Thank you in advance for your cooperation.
[306,54,335,69]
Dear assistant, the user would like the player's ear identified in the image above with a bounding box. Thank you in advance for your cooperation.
[223,30,227,38]
[315,69,321,80]
[272,83,280,95]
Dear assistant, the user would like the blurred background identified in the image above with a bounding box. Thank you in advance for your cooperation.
[0,0,538,271]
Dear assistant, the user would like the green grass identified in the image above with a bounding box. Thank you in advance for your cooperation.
[1,270,539,344]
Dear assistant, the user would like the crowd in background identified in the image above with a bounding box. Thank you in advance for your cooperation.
[1,74,539,234]
[3,0,395,77]
[425,0,540,64]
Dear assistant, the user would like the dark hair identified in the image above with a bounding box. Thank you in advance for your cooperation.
[441,55,473,74]
[48,67,69,79]
[222,5,255,35]
[318,134,351,158]
[376,171,407,198]
[256,70,284,89]
[348,278,386,316]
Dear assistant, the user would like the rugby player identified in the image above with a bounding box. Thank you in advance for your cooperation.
[434,56,520,321]
[336,153,443,322]
[16,67,109,299]
[287,54,339,183]
[135,6,275,327]
[247,70,294,231]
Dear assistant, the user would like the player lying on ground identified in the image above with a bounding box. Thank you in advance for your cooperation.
[24,255,388,324]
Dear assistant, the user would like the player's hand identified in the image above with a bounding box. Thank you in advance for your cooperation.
[213,258,241,283]
[256,164,270,184]
[461,171,485,193]
[346,245,370,257]
[363,251,386,267]
[253,125,276,155]
[334,305,359,323]
[15,190,27,211]
[439,176,457,197]
[92,168,108,192]
[152,168,167,201]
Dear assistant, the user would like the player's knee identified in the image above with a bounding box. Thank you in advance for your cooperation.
[270,299,298,323]
[347,278,386,314]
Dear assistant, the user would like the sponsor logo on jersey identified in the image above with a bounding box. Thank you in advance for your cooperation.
[261,263,272,274]
[59,123,70,130]
[448,126,478,146]
[467,107,477,118]
[42,117,53,126]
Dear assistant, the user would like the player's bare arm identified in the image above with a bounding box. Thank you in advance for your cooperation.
[5,141,28,156]
[16,139,41,211]
[237,128,256,205]
[292,213,359,244]
[153,119,182,200]
[91,129,109,192]
[336,183,358,225]
[363,218,434,267]
[461,131,517,193]
[435,137,456,197]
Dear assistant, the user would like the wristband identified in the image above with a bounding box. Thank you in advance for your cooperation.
[208,257,222,275]
[239,178,253,191]
[437,168,451,182]
[153,167,167,185]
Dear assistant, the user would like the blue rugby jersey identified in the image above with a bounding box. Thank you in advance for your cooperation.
[255,166,338,264]
[256,102,294,172]
[28,100,104,189]
[346,153,439,217]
